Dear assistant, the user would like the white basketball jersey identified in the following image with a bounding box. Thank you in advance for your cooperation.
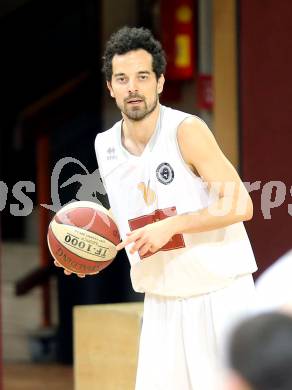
[95,105,257,297]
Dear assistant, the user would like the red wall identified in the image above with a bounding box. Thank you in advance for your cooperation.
[239,0,292,275]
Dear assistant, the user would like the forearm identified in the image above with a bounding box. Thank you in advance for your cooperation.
[165,195,253,235]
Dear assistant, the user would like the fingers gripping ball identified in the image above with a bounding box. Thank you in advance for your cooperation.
[47,201,120,275]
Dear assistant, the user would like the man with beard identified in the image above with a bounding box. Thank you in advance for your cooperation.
[60,27,258,389]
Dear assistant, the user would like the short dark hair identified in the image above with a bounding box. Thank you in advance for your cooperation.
[228,312,292,390]
[102,26,166,81]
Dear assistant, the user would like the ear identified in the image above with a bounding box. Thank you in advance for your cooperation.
[106,81,115,98]
[157,74,165,95]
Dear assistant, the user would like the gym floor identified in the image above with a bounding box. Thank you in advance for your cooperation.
[3,363,73,390]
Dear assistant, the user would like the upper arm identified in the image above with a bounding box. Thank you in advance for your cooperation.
[177,117,249,200]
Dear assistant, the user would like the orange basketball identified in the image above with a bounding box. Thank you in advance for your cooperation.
[47,201,120,275]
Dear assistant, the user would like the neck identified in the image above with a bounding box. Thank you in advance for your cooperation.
[122,103,161,146]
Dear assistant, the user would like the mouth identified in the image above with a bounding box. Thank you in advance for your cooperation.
[127,98,143,104]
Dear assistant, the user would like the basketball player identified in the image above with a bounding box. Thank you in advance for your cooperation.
[58,27,258,389]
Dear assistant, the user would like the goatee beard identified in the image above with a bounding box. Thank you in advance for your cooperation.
[121,95,158,121]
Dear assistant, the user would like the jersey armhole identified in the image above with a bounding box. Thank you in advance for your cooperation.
[172,115,203,180]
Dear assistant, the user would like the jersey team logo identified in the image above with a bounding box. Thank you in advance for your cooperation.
[156,162,174,185]
[138,181,156,206]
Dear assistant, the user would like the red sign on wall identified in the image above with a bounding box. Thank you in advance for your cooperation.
[160,0,196,80]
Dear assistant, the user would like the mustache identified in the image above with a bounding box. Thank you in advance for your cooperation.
[124,94,145,103]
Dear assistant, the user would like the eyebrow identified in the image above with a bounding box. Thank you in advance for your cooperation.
[113,71,151,77]
[113,73,125,77]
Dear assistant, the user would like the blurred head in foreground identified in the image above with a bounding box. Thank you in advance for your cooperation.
[225,312,292,390]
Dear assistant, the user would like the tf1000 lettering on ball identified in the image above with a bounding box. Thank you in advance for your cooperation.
[47,201,120,275]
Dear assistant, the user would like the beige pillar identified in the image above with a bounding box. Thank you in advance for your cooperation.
[213,0,239,169]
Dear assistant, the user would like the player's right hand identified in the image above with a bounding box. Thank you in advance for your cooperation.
[54,260,86,278]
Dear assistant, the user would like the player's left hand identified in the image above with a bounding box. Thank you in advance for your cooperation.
[116,219,174,256]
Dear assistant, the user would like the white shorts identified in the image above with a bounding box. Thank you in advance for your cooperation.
[135,274,256,390]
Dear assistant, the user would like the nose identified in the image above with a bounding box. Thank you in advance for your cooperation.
[128,78,138,94]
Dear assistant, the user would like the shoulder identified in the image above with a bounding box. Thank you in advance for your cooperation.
[162,105,211,139]
[161,104,192,122]
[95,120,122,147]
[177,116,216,150]
[176,116,224,168]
